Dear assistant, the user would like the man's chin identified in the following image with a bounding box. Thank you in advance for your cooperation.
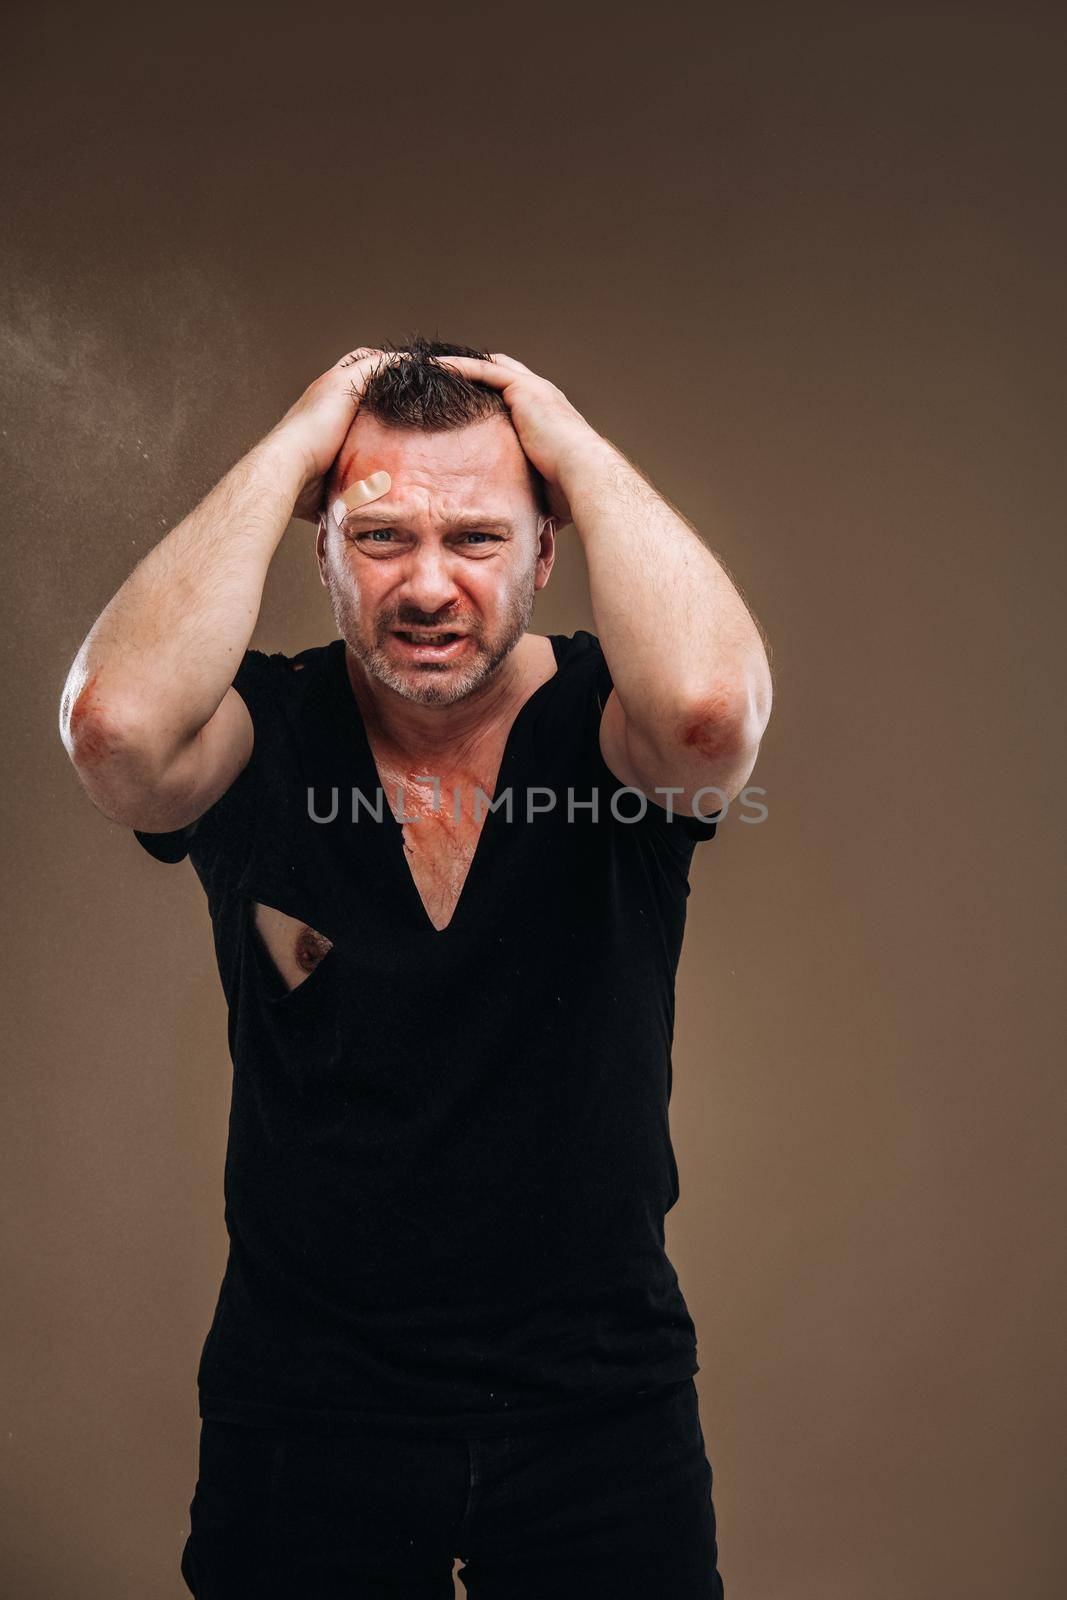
[363,642,498,707]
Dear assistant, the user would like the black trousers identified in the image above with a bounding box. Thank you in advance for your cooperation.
[180,1376,726,1598]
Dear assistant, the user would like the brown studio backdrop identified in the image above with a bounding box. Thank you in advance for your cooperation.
[1,3,1063,1596]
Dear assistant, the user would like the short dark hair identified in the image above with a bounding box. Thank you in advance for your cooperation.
[342,332,549,517]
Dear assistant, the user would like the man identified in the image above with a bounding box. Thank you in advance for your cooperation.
[60,336,772,1598]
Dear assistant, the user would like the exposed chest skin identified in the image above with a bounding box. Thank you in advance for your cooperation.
[371,737,510,932]
[251,899,334,992]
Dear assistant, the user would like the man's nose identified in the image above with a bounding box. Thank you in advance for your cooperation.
[397,545,463,616]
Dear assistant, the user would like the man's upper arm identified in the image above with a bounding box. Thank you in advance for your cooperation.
[125,649,282,867]
[126,684,255,836]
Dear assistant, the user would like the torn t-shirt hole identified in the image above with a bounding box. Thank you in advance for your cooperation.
[251,899,333,993]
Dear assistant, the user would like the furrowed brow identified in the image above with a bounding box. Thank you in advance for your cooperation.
[344,508,515,530]
[440,510,515,531]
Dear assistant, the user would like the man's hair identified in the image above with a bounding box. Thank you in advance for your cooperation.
[346,332,549,517]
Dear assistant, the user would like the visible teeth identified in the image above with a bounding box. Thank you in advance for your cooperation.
[400,632,456,644]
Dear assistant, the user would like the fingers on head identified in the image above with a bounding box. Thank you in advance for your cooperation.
[336,346,379,367]
[335,347,412,373]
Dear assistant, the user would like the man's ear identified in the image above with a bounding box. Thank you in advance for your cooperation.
[535,515,557,590]
[315,514,329,587]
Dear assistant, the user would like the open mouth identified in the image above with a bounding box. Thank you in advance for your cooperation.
[391,630,470,661]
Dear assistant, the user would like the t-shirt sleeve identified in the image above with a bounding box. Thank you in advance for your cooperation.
[581,632,722,844]
[132,648,286,875]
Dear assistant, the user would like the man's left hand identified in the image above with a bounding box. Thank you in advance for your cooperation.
[432,353,605,527]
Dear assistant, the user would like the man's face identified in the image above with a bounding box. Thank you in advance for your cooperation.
[316,414,555,707]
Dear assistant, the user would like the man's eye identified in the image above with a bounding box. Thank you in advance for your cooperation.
[351,529,501,548]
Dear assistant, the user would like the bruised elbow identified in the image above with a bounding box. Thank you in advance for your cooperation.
[62,671,127,766]
[677,683,756,763]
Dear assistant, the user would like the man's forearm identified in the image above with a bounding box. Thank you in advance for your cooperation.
[61,437,305,767]
[558,438,772,746]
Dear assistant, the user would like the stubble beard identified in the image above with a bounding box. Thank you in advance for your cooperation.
[325,558,538,708]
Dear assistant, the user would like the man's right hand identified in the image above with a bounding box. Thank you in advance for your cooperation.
[263,346,402,524]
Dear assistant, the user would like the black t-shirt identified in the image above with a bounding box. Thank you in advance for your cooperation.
[134,630,720,1437]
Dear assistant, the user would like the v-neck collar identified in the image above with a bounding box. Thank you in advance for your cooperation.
[330,634,563,939]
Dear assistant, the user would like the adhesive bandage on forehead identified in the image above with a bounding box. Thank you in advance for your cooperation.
[330,469,392,528]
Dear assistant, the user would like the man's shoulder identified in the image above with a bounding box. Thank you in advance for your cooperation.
[552,629,611,698]
[531,628,604,672]
[233,638,339,710]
